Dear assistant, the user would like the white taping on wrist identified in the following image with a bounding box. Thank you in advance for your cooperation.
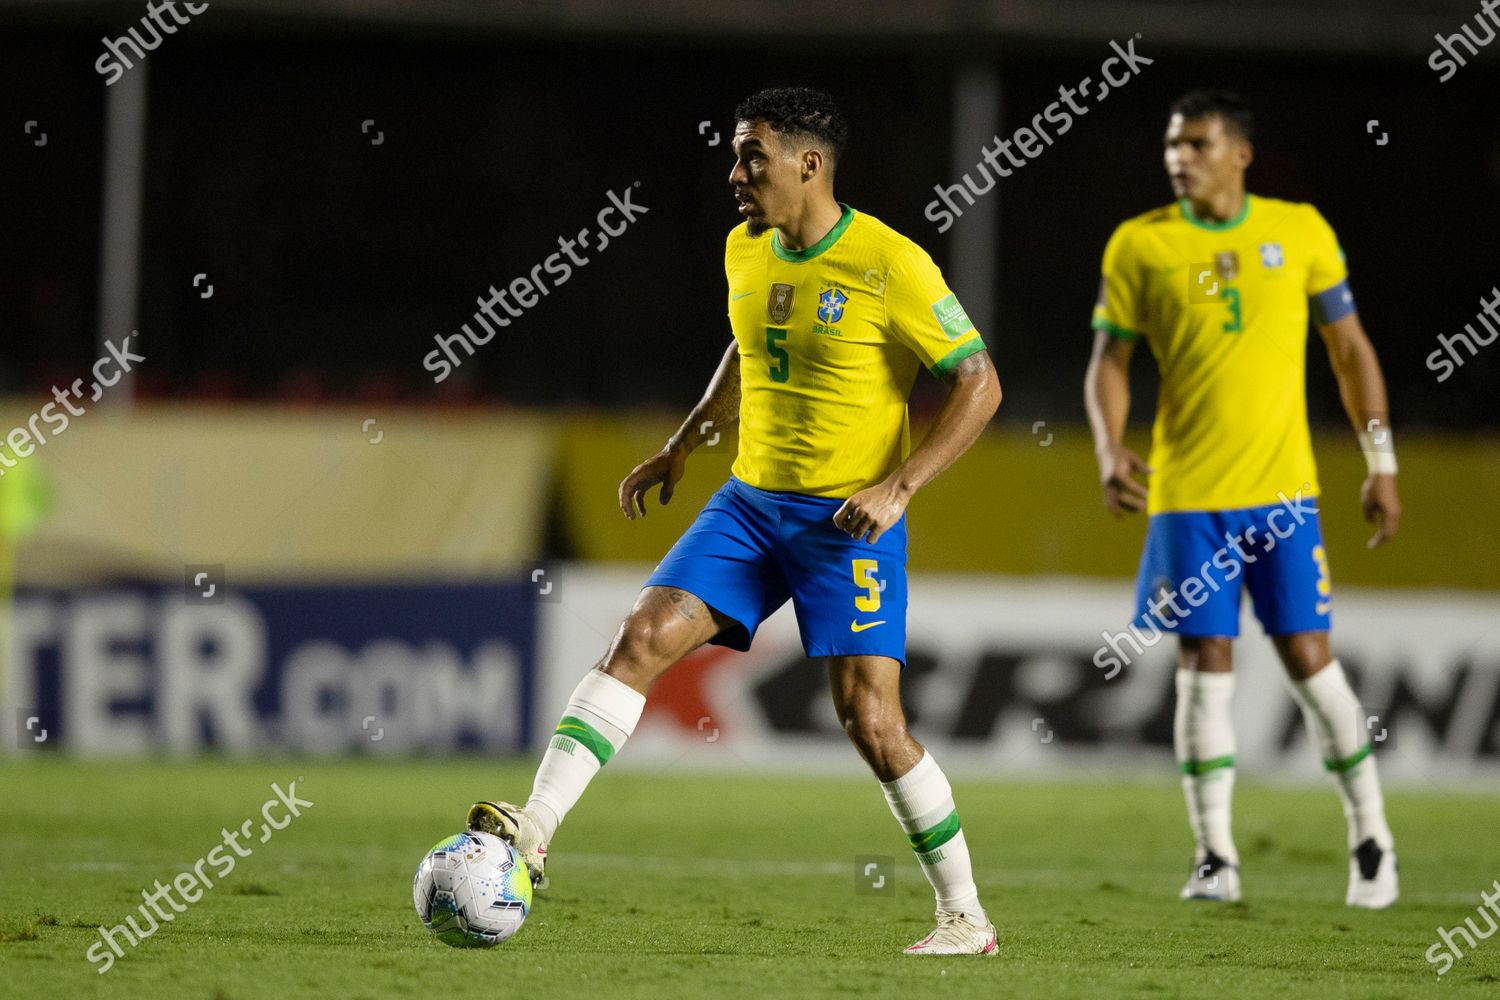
[1358,428,1397,476]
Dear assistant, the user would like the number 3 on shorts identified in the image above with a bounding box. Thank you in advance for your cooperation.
[852,559,881,612]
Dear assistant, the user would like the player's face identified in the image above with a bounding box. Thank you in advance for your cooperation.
[729,121,804,237]
[1163,114,1250,201]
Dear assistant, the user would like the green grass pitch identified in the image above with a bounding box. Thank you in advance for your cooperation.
[2,758,1498,998]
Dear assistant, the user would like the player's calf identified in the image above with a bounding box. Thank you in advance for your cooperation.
[1174,666,1242,899]
[466,668,647,892]
[464,588,724,892]
[1282,655,1398,906]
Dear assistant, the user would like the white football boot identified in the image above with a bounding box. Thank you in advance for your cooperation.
[1346,838,1398,909]
[903,911,999,956]
[1180,851,1242,902]
[467,801,548,890]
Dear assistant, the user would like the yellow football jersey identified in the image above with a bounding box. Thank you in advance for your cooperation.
[1092,194,1349,514]
[726,204,987,498]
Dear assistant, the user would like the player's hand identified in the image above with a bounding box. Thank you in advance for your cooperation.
[1098,444,1152,517]
[619,446,688,520]
[833,478,911,544]
[1361,473,1401,548]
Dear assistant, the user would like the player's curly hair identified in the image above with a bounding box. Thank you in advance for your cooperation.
[735,87,849,166]
[1171,90,1254,141]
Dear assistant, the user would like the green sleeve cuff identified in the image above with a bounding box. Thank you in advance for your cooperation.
[930,337,988,377]
[1091,317,1141,341]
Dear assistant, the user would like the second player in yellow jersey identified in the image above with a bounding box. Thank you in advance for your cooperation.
[1092,194,1349,514]
[1084,90,1402,913]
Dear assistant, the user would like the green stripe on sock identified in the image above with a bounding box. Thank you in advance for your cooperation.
[907,809,961,854]
[555,715,614,766]
[1180,755,1235,776]
[1324,743,1372,773]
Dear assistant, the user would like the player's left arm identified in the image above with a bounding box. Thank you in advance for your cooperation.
[1305,205,1400,548]
[834,350,1001,543]
[1317,310,1401,548]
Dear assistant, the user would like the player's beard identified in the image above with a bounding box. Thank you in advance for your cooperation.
[746,219,770,237]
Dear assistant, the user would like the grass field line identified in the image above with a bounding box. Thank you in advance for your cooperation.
[553,851,1482,905]
[560,851,1099,886]
[61,853,1488,906]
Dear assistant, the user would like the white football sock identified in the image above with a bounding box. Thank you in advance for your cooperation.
[1175,670,1239,866]
[881,751,987,923]
[1286,659,1394,850]
[526,669,645,843]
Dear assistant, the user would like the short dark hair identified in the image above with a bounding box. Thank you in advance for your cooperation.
[735,87,849,165]
[1170,90,1254,141]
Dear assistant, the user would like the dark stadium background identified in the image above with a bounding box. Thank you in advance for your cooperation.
[4,5,1498,428]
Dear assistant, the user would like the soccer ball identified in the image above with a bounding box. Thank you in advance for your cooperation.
[413,831,532,947]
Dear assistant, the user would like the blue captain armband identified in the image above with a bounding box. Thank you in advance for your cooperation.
[1311,279,1357,325]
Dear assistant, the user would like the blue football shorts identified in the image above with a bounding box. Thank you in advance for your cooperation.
[644,476,908,663]
[1134,498,1333,638]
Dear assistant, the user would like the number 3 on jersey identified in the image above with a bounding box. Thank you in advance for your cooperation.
[765,327,790,382]
[1221,288,1242,333]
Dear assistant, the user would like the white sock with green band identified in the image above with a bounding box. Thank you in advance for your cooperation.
[526,669,646,843]
[1287,659,1394,850]
[880,751,986,922]
[1175,670,1239,865]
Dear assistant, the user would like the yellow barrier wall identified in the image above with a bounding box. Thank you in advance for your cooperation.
[2,401,1494,590]
[557,416,1500,590]
[0,404,556,584]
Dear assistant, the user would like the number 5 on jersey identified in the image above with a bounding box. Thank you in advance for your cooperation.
[765,327,790,382]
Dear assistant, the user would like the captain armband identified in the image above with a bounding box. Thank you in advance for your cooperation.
[1311,279,1357,326]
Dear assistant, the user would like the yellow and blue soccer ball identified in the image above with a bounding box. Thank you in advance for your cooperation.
[413,831,532,947]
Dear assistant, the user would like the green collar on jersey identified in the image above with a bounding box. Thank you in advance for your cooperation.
[772,203,856,263]
[1179,193,1252,231]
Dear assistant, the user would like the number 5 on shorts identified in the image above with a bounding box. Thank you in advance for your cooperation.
[852,559,880,612]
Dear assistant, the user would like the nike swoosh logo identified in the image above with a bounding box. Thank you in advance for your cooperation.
[1316,602,1332,615]
[850,620,886,633]
[731,290,755,300]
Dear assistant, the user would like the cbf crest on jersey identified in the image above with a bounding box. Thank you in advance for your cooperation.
[1214,250,1239,282]
[816,287,848,325]
[1259,242,1285,269]
[767,283,796,324]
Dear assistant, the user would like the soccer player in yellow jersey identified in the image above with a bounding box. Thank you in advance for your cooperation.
[1085,91,1402,908]
[468,89,1003,954]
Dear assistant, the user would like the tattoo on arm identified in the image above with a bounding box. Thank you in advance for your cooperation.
[670,343,740,453]
[665,588,699,622]
[940,350,992,388]
[704,351,741,427]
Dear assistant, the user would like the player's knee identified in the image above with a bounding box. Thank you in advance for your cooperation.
[1277,634,1330,680]
[1179,636,1233,672]
[602,618,674,681]
[841,704,905,755]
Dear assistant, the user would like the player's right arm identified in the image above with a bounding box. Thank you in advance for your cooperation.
[1084,224,1151,517]
[1085,332,1150,516]
[618,339,739,519]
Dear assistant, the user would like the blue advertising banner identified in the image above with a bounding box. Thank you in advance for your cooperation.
[8,581,537,754]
